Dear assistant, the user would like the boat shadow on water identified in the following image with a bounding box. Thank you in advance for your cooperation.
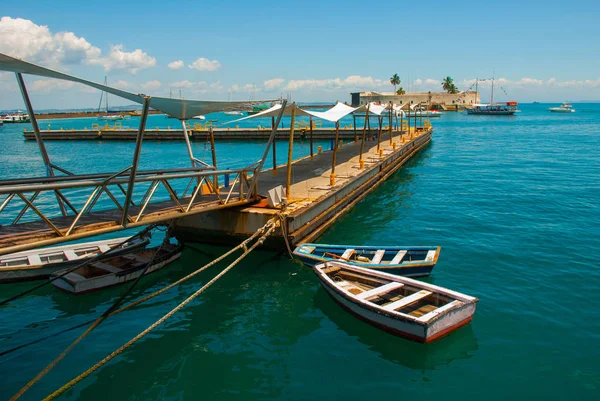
[314,287,478,371]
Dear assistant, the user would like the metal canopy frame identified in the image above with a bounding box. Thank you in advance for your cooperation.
[0,53,287,255]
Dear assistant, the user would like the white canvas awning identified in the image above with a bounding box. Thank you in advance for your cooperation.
[0,52,273,120]
[228,101,369,124]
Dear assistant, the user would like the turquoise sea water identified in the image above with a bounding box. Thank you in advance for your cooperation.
[1,104,599,400]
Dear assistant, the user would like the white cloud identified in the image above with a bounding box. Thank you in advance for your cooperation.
[111,80,131,89]
[188,57,221,72]
[89,44,156,74]
[425,79,439,85]
[168,60,184,70]
[171,80,207,89]
[0,17,155,76]
[282,75,386,92]
[230,83,255,93]
[141,80,161,91]
[264,78,285,90]
[0,16,100,67]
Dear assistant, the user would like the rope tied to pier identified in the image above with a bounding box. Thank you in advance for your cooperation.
[41,216,279,401]
[9,221,177,401]
[0,225,156,307]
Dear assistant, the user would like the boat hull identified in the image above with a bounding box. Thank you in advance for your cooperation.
[465,110,516,115]
[0,238,149,284]
[320,281,476,343]
[293,245,440,277]
[51,246,181,294]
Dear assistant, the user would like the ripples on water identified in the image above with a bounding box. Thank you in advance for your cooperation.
[1,105,599,400]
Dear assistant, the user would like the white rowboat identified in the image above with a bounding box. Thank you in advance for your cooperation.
[0,236,150,284]
[314,261,478,343]
[51,243,182,294]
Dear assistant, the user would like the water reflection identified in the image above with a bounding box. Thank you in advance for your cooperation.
[314,287,478,371]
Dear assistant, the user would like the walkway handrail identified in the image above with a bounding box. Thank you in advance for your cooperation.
[0,167,254,194]
[0,166,220,187]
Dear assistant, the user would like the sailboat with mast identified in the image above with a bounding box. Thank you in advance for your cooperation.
[97,77,124,120]
[466,74,518,115]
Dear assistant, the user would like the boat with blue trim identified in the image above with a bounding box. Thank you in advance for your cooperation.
[293,244,441,277]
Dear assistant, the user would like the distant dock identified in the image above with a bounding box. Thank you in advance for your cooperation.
[23,126,383,141]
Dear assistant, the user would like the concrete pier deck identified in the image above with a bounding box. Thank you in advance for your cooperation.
[173,127,432,247]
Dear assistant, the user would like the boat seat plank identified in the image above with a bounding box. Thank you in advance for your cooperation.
[27,255,42,266]
[64,272,87,283]
[63,250,78,261]
[371,250,385,264]
[390,250,407,265]
[321,265,341,274]
[98,245,111,253]
[425,250,436,261]
[417,300,462,322]
[383,290,432,311]
[357,282,404,300]
[90,261,122,274]
[341,249,355,260]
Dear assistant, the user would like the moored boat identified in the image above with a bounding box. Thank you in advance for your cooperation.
[465,102,518,115]
[0,236,150,284]
[50,242,183,294]
[314,262,478,343]
[549,102,575,113]
[2,112,30,123]
[293,244,440,277]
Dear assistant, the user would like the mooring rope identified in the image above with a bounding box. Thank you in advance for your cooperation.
[9,222,176,401]
[0,225,156,307]
[41,217,278,401]
[1,217,278,358]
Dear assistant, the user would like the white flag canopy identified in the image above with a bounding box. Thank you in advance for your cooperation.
[0,52,273,120]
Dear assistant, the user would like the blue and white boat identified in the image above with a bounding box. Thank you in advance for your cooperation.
[293,244,441,277]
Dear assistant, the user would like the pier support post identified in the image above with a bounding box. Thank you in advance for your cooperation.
[248,100,286,199]
[209,127,219,194]
[121,96,150,226]
[407,108,411,140]
[272,117,277,175]
[286,105,296,199]
[388,102,393,145]
[15,73,68,217]
[331,121,340,186]
[377,115,383,153]
[309,117,314,160]
[181,120,196,168]
[359,105,370,169]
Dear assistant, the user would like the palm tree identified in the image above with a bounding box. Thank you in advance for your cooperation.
[442,76,458,94]
[396,87,406,95]
[390,74,401,92]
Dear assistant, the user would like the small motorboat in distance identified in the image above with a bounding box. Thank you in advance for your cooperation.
[314,262,478,343]
[0,236,150,284]
[50,242,183,294]
[549,102,575,113]
[293,244,441,277]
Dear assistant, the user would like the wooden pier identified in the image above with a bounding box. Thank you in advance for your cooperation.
[173,126,433,247]
[23,127,382,141]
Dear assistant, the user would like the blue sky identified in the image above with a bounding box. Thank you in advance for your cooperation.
[1,0,600,109]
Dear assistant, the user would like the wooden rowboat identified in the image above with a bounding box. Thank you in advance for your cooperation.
[50,243,183,294]
[294,244,441,277]
[0,236,150,284]
[314,261,478,343]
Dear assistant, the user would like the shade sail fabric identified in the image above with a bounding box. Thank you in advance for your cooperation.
[226,103,313,124]
[303,102,360,122]
[0,52,273,120]
[364,102,387,116]
[228,102,368,124]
